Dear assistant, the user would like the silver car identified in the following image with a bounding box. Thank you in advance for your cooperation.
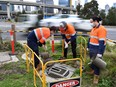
[39,14,92,31]
[16,14,39,32]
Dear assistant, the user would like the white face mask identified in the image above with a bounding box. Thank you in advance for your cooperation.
[91,23,96,27]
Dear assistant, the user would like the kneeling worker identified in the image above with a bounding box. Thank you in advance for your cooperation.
[27,27,54,70]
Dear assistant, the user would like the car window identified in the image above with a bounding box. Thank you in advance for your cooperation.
[69,15,82,19]
[17,15,28,22]
[70,15,78,18]
[48,14,61,19]
[60,15,69,18]
[49,16,58,19]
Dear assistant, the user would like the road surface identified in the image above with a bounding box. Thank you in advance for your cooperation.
[0,22,116,41]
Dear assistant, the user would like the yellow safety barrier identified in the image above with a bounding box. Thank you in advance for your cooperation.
[77,36,87,64]
[24,44,44,87]
[107,38,116,44]
[50,35,87,64]
[24,44,83,87]
[43,58,82,87]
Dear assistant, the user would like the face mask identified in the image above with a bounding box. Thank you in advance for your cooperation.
[91,23,96,27]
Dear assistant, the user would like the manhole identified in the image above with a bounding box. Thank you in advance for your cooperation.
[46,63,75,79]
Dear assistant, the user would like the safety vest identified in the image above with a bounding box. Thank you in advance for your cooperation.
[90,25,107,46]
[59,24,76,39]
[34,27,50,43]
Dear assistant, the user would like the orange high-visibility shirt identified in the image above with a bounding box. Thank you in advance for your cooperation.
[34,27,50,43]
[90,25,107,46]
[59,24,76,39]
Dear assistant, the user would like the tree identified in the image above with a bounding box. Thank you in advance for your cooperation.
[106,7,116,25]
[76,4,82,15]
[80,0,99,19]
[99,10,106,25]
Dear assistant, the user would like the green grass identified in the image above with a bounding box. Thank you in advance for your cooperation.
[0,41,116,87]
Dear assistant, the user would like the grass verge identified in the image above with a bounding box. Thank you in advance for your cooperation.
[0,41,116,87]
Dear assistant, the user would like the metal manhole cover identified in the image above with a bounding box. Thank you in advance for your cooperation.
[46,63,75,79]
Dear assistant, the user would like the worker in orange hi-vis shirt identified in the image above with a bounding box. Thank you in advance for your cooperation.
[27,27,54,71]
[59,21,77,59]
[87,16,107,84]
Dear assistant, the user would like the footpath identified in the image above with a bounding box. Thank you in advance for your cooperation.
[0,52,19,66]
[0,41,26,66]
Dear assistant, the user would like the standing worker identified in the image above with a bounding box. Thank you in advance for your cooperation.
[27,27,54,71]
[87,16,107,84]
[59,21,77,58]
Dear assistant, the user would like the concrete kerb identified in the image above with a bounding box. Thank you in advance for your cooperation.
[0,51,19,66]
[0,41,27,66]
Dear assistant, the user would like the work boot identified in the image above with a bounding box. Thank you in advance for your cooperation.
[86,69,94,75]
[93,74,99,84]
[36,63,42,71]
[35,63,42,76]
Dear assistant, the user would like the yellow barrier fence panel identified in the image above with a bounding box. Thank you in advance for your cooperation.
[43,58,82,87]
[24,41,83,87]
[77,36,87,64]
[24,44,44,87]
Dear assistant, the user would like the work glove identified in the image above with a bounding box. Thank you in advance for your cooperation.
[97,54,102,58]
[43,45,47,51]
[64,41,68,48]
[86,48,89,51]
[88,60,93,65]
[38,42,42,47]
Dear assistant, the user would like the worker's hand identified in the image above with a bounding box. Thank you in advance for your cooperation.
[43,45,47,51]
[67,41,71,44]
[86,48,89,51]
[88,60,93,65]
[97,54,102,58]
[38,42,42,47]
[64,41,68,48]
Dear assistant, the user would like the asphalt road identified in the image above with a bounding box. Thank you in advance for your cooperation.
[0,22,116,41]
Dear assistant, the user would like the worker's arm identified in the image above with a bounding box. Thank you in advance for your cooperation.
[61,34,65,39]
[68,34,77,44]
[37,41,46,47]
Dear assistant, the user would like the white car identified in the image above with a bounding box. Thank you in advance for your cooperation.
[39,14,92,31]
[16,14,39,32]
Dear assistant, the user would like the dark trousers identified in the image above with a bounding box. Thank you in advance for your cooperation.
[27,39,39,68]
[89,49,100,75]
[64,38,77,58]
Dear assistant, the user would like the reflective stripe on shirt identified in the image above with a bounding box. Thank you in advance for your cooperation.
[34,29,39,40]
[90,42,99,46]
[90,35,99,39]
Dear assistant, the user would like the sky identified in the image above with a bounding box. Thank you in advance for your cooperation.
[83,0,116,9]
[23,0,116,9]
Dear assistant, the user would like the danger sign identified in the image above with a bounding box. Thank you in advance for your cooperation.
[48,78,81,87]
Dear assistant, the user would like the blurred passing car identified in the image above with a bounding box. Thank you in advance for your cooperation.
[39,14,92,31]
[16,14,39,32]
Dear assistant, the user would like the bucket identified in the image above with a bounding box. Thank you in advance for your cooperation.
[92,56,107,69]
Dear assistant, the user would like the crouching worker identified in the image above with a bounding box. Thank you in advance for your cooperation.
[27,27,54,71]
[59,21,77,58]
